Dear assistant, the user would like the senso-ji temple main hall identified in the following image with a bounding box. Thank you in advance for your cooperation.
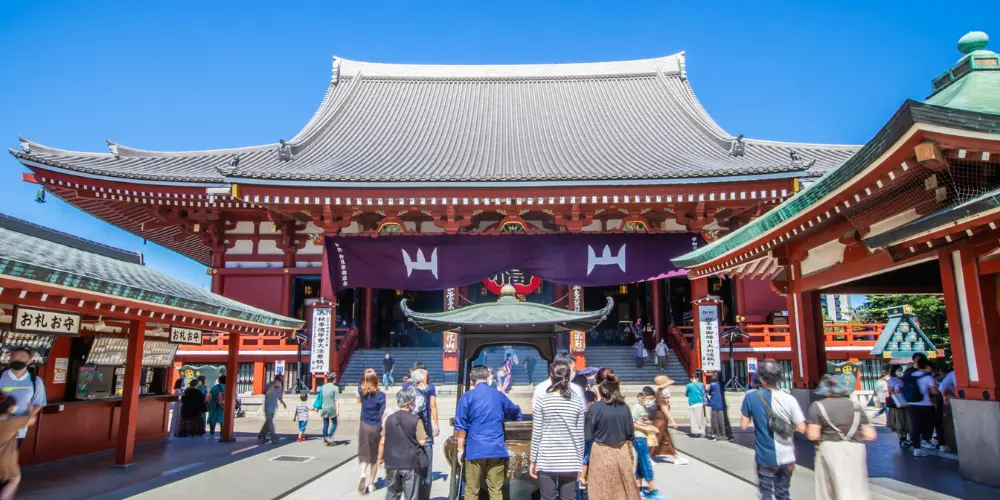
[10,51,870,393]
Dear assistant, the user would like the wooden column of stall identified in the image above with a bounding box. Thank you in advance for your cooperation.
[114,318,146,466]
[220,330,241,442]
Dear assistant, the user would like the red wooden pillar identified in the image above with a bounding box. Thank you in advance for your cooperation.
[362,288,375,349]
[252,361,265,395]
[650,279,664,343]
[939,246,999,397]
[733,277,747,320]
[786,264,825,389]
[115,318,146,467]
[279,272,292,317]
[220,330,241,442]
[211,272,224,295]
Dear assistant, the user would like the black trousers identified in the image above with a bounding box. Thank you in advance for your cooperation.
[635,357,644,369]
[539,472,577,500]
[908,405,936,445]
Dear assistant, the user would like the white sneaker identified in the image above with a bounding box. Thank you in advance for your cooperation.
[358,475,367,493]
[921,441,937,450]
[662,455,675,463]
[674,456,690,465]
[365,484,376,494]
[940,445,952,454]
[913,448,928,457]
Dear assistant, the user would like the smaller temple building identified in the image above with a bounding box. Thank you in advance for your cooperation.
[674,32,1000,486]
[0,214,301,467]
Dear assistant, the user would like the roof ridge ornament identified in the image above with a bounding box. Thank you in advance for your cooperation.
[18,137,30,154]
[217,156,241,176]
[728,134,745,157]
[789,150,801,162]
[332,57,342,86]
[277,139,295,162]
[106,140,120,159]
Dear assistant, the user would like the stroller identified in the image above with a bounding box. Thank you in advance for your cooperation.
[235,397,246,418]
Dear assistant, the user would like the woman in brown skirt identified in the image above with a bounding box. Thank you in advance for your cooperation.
[356,368,386,495]
[649,376,689,464]
[583,371,641,500]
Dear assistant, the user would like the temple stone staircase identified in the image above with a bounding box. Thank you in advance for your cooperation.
[583,346,689,384]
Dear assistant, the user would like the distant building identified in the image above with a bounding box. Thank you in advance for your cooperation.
[821,295,852,322]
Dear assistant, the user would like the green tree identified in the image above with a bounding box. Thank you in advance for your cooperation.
[853,295,948,347]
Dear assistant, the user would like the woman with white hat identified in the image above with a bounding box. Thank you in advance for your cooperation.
[648,375,689,464]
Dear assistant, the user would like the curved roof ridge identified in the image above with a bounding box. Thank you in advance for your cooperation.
[334,52,684,80]
[289,71,365,148]
[744,137,862,149]
[17,137,276,159]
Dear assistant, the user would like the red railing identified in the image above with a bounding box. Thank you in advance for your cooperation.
[335,328,359,378]
[668,322,885,374]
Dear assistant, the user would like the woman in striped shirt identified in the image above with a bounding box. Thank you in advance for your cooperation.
[530,359,586,500]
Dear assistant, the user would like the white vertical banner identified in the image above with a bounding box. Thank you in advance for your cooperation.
[698,305,721,371]
[310,307,332,374]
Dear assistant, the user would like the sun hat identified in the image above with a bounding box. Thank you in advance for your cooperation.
[654,375,674,388]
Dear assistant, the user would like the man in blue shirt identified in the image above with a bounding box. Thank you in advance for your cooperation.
[739,360,806,500]
[455,365,522,500]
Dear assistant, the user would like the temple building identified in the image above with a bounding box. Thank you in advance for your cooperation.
[673,31,1000,485]
[10,51,871,390]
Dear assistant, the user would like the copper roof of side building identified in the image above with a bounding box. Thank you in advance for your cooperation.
[11,53,857,187]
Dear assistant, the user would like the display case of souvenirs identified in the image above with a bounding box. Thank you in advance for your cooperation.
[0,331,56,365]
[142,340,178,367]
[84,335,129,366]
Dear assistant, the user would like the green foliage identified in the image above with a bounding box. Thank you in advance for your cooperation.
[853,295,948,347]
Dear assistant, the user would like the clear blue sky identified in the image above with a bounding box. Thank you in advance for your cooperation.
[0,1,996,289]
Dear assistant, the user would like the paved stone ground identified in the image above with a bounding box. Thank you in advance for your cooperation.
[16,415,1000,499]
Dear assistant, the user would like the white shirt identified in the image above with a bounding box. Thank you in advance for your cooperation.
[912,372,938,407]
[938,371,956,405]
[770,390,806,466]
[655,342,668,356]
[532,379,586,413]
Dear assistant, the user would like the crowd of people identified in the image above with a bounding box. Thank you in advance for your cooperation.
[148,346,956,500]
[878,352,958,456]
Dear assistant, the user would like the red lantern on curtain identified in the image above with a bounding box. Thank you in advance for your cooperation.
[482,269,542,295]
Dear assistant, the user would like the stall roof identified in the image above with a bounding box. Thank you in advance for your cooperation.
[0,214,303,330]
[402,287,613,334]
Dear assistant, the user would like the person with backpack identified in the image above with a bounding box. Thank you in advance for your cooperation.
[206,375,227,438]
[740,359,806,500]
[904,357,940,456]
[806,373,877,500]
[0,347,46,448]
[378,387,427,500]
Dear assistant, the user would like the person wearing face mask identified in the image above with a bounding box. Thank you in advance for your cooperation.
[884,364,911,448]
[0,347,46,448]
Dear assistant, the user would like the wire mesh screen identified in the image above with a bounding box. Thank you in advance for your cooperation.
[842,156,1000,236]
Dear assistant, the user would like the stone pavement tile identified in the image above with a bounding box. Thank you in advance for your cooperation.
[284,423,454,500]
[652,454,757,499]
[670,430,991,500]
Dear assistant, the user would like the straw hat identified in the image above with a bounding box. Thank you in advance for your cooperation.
[654,375,674,388]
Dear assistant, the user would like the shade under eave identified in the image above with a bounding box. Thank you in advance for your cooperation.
[401,296,614,334]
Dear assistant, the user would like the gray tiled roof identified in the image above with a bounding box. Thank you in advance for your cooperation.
[11,54,857,185]
[0,214,303,330]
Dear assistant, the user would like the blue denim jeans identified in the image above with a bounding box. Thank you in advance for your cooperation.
[322,416,338,439]
[757,464,793,500]
[383,372,395,387]
[633,437,654,481]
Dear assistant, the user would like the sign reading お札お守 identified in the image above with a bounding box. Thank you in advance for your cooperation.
[169,326,203,345]
[12,306,81,336]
